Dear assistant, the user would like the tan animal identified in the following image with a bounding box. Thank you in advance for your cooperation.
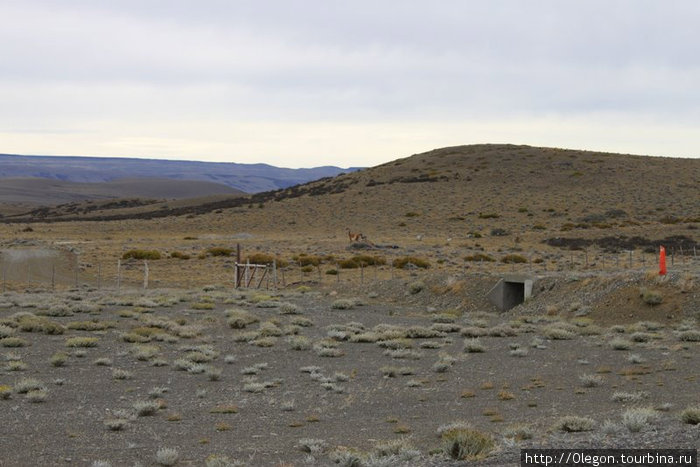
[346,228,366,243]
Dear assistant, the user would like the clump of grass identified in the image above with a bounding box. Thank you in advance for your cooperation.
[542,325,575,340]
[463,338,485,353]
[555,416,595,432]
[16,315,65,335]
[122,249,162,260]
[609,337,632,350]
[331,299,355,310]
[0,325,16,338]
[680,406,700,425]
[205,366,222,381]
[440,427,495,460]
[579,373,604,387]
[66,337,98,348]
[134,400,160,416]
[155,447,179,466]
[112,368,133,380]
[104,418,129,431]
[677,330,700,342]
[26,389,48,403]
[206,247,233,257]
[393,257,430,269]
[501,254,527,264]
[622,407,658,432]
[94,358,112,366]
[1,337,29,348]
[7,360,27,371]
[50,352,69,367]
[296,438,327,454]
[287,335,312,350]
[640,288,663,306]
[0,385,12,399]
[611,391,649,403]
[408,281,425,294]
[14,378,46,394]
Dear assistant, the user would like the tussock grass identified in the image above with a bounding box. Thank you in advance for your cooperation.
[579,373,604,387]
[609,337,633,350]
[134,400,160,416]
[463,338,485,353]
[555,416,595,432]
[14,378,46,394]
[26,389,48,403]
[66,337,98,348]
[622,407,658,432]
[1,337,29,347]
[155,447,179,466]
[680,406,700,425]
[440,427,495,460]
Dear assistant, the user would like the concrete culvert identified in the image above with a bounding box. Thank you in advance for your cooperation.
[487,274,534,311]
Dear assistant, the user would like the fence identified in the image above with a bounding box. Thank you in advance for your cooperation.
[0,246,697,293]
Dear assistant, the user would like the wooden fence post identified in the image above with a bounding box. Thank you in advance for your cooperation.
[143,260,149,289]
[273,261,277,290]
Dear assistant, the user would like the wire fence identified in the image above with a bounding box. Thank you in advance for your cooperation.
[0,246,697,293]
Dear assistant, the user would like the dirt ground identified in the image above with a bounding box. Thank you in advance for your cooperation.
[0,270,698,466]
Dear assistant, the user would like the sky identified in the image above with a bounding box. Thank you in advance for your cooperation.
[1,1,699,168]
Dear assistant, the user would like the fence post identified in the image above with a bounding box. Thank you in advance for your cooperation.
[143,260,149,289]
[52,264,55,290]
[273,261,277,290]
[27,264,31,288]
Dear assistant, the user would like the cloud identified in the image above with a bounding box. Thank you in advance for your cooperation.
[0,0,698,165]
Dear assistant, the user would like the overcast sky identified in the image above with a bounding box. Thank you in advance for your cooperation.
[1,1,699,168]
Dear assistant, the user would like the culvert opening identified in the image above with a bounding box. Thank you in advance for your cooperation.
[487,275,534,311]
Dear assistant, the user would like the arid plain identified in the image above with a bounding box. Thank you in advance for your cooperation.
[0,144,698,466]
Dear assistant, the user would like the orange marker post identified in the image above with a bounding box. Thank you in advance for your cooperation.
[659,246,667,276]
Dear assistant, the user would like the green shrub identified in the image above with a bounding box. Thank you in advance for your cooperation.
[478,212,499,219]
[122,249,162,260]
[207,247,233,257]
[393,257,430,269]
[246,253,289,267]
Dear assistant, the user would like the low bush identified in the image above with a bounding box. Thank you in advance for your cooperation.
[122,249,162,260]
[393,257,430,269]
[441,427,495,460]
[207,247,233,257]
[501,254,527,264]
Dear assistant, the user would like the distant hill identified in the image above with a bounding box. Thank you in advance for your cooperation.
[0,154,355,194]
[3,145,698,232]
[0,177,245,206]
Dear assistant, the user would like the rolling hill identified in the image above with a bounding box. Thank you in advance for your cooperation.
[0,153,355,194]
